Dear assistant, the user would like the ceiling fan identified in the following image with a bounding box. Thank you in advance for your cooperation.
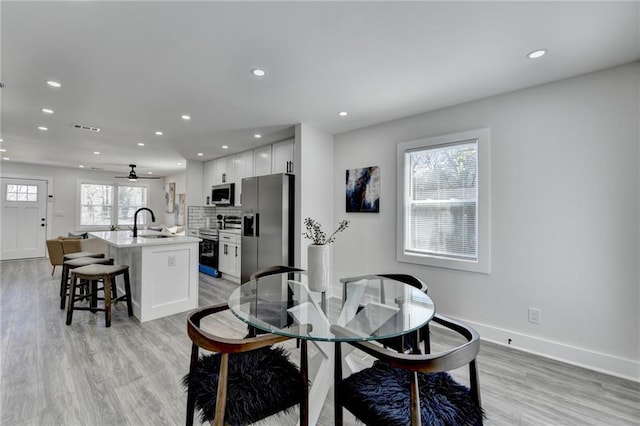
[115,164,161,181]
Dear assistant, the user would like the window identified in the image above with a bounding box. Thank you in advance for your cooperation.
[5,184,38,202]
[79,182,148,228]
[117,185,148,225]
[397,129,490,273]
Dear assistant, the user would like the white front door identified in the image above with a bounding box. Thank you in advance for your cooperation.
[1,178,48,260]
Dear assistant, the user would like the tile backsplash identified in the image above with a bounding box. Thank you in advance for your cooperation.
[187,205,241,229]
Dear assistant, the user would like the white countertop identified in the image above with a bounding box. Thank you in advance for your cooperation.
[90,230,201,248]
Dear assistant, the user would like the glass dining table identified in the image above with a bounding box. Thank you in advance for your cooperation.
[228,271,435,425]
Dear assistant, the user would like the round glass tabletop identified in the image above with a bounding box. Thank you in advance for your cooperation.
[228,271,435,342]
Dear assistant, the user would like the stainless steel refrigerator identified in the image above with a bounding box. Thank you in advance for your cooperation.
[241,173,295,283]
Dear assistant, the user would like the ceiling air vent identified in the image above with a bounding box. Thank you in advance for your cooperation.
[74,124,101,133]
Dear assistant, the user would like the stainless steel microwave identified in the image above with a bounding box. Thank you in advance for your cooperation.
[211,183,235,206]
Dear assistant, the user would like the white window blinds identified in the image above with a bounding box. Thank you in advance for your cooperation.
[407,140,478,260]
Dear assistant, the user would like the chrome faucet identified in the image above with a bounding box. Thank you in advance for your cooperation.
[133,207,156,238]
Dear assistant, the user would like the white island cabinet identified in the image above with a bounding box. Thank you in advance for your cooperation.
[89,231,201,322]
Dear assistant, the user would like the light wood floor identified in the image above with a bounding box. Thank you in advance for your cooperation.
[1,258,638,425]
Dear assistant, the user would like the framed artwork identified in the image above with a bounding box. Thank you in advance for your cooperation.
[165,182,175,213]
[176,193,186,226]
[346,166,380,213]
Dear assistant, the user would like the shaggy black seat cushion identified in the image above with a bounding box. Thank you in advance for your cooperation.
[338,361,484,426]
[183,346,302,425]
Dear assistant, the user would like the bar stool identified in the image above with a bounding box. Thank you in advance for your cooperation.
[60,257,114,309]
[63,251,105,262]
[67,264,133,327]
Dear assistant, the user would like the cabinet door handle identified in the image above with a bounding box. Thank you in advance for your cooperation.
[235,246,238,257]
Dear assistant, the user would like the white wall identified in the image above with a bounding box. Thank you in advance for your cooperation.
[185,160,203,208]
[0,162,166,237]
[295,123,335,269]
[333,62,640,380]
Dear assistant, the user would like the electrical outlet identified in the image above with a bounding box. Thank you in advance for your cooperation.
[168,255,176,267]
[528,307,541,324]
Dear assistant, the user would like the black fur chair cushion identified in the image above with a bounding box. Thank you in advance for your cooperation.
[183,346,302,425]
[338,361,484,426]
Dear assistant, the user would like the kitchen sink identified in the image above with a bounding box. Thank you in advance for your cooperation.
[140,234,174,239]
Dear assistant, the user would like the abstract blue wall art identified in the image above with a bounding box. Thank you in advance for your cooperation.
[346,166,380,213]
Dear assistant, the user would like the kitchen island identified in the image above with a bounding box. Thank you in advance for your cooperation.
[90,230,200,322]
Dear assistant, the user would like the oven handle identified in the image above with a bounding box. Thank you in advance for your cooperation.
[256,213,260,237]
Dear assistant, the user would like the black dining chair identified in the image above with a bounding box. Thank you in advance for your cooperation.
[183,303,306,426]
[340,273,430,354]
[333,314,484,426]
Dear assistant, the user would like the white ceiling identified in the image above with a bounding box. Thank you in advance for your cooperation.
[2,1,639,177]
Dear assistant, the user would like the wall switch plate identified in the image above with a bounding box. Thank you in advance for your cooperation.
[528,307,541,324]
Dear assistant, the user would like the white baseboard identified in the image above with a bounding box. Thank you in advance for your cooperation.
[445,317,640,383]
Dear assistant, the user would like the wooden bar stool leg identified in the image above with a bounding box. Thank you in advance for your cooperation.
[104,275,112,328]
[60,264,69,309]
[66,274,77,325]
[90,280,99,313]
[123,269,133,317]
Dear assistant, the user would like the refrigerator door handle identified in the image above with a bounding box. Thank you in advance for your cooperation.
[255,213,260,237]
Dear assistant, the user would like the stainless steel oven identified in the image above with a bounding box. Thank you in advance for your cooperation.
[199,229,219,268]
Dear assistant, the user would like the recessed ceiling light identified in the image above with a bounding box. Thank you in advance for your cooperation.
[526,49,548,59]
[181,115,191,120]
[3,157,10,161]
[0,138,3,142]
[177,162,182,166]
[137,142,145,146]
[197,152,203,156]
[251,68,266,77]
[46,80,61,88]
[148,171,153,175]
[222,145,228,149]
[338,111,348,117]
[38,126,48,131]
[254,134,262,139]
[42,108,54,114]
[78,165,84,168]
[155,131,163,136]
[0,149,6,152]
[93,151,100,155]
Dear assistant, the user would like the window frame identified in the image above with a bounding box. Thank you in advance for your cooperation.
[396,128,491,273]
[76,180,150,230]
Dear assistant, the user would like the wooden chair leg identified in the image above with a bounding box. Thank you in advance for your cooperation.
[334,342,343,426]
[410,371,421,426]
[186,343,199,426]
[51,265,56,276]
[212,353,229,426]
[104,276,112,327]
[300,339,308,426]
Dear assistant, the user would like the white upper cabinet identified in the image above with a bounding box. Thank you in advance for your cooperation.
[223,156,236,184]
[253,145,272,177]
[213,158,227,186]
[200,140,295,206]
[203,160,216,204]
[272,139,294,174]
[234,150,254,205]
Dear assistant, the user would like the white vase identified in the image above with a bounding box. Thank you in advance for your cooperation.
[307,244,330,292]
